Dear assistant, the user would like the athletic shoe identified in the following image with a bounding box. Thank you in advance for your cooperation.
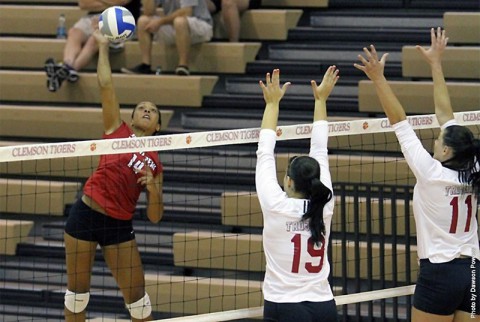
[65,65,79,83]
[120,63,153,75]
[44,58,57,78]
[44,58,61,92]
[56,64,71,85]
[175,65,190,76]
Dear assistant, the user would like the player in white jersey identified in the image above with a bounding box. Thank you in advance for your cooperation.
[355,28,480,322]
[256,67,339,322]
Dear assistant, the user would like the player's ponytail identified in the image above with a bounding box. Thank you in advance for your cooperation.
[442,125,480,194]
[287,156,333,246]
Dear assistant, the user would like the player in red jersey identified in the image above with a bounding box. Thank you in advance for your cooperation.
[63,30,163,321]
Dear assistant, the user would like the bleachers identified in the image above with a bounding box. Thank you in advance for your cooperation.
[0,178,80,216]
[222,192,416,236]
[0,5,303,42]
[146,274,263,315]
[173,231,418,282]
[0,219,33,255]
[262,0,328,8]
[0,70,217,107]
[443,12,480,44]
[0,105,174,139]
[0,37,261,74]
[3,0,480,320]
[402,46,480,79]
[358,80,480,114]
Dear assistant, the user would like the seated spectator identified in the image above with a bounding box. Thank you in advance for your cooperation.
[121,0,213,76]
[44,0,141,92]
[207,0,262,42]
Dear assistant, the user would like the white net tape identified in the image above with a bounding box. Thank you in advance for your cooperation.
[2,111,479,162]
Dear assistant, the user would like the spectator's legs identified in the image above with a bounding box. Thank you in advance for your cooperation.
[137,15,154,65]
[63,28,89,67]
[173,16,191,67]
[71,36,99,71]
[222,0,249,42]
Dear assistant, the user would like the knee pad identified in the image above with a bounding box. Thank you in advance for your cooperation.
[64,289,90,313]
[126,292,152,320]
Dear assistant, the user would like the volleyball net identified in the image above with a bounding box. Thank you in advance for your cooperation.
[1,111,479,321]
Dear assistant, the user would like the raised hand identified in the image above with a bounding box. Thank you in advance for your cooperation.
[259,69,291,105]
[92,29,109,46]
[416,27,448,66]
[311,65,339,101]
[354,45,389,82]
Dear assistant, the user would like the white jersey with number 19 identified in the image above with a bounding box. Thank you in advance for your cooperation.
[256,120,335,303]
[393,119,480,263]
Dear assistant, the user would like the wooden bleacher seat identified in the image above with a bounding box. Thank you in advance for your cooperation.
[173,231,265,272]
[275,154,415,186]
[173,231,418,282]
[213,9,302,41]
[0,105,173,139]
[0,142,98,179]
[145,274,263,315]
[358,80,480,114]
[0,178,80,216]
[331,239,418,282]
[0,5,302,41]
[262,0,328,8]
[0,37,260,74]
[222,192,416,236]
[402,46,480,79]
[0,70,217,107]
[0,219,34,255]
[444,12,480,44]
[0,5,85,36]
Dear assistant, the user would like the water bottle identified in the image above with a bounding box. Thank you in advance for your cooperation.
[56,14,66,39]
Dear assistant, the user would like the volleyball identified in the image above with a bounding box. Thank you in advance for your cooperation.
[99,6,136,42]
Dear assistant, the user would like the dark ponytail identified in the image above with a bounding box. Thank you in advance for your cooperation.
[287,156,333,246]
[442,125,480,194]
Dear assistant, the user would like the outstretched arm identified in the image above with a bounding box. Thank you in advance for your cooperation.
[311,65,339,122]
[416,27,454,126]
[93,30,122,134]
[258,69,290,131]
[354,45,406,125]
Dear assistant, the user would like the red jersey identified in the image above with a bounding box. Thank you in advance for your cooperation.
[83,122,162,220]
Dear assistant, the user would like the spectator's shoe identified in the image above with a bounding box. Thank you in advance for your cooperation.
[109,41,125,53]
[64,65,79,83]
[44,58,61,92]
[121,63,153,75]
[57,64,71,87]
[175,65,190,76]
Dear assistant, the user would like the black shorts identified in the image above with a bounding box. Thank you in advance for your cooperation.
[414,258,480,315]
[210,0,262,14]
[263,299,338,322]
[65,198,135,246]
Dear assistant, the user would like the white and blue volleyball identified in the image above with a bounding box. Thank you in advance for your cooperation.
[99,6,136,42]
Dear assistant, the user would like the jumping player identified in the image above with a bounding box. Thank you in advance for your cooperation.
[256,67,339,322]
[354,28,480,322]
[63,30,163,321]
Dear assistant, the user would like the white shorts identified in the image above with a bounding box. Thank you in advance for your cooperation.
[72,15,99,37]
[154,17,213,45]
